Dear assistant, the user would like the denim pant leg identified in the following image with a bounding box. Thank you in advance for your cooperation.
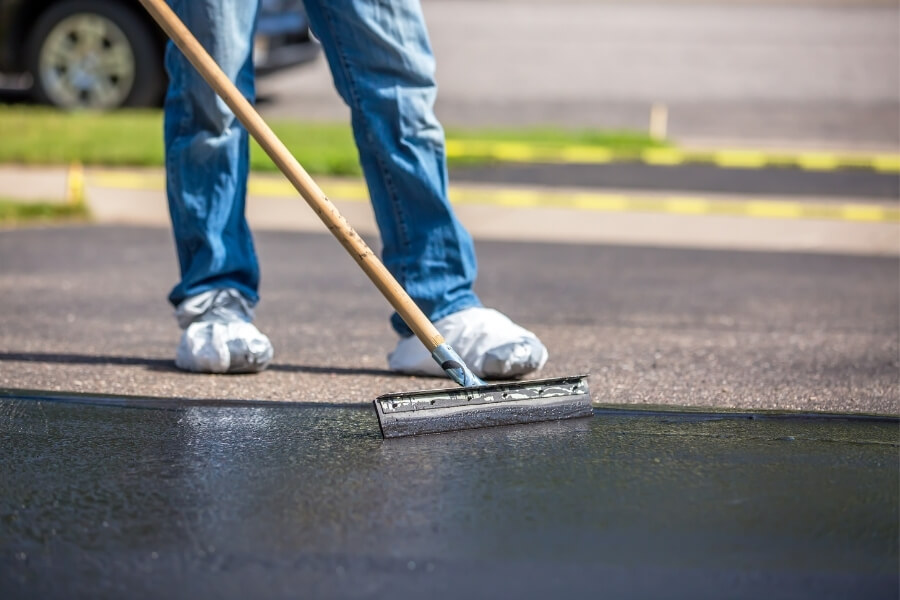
[164,0,261,307]
[302,0,482,336]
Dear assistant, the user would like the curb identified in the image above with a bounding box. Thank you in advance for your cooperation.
[444,140,900,174]
[89,167,900,224]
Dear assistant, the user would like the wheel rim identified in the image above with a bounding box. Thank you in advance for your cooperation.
[37,13,136,109]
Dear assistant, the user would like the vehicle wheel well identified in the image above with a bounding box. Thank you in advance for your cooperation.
[24,0,169,108]
[12,0,167,73]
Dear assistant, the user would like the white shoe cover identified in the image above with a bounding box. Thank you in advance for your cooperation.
[176,320,273,374]
[388,307,548,379]
[174,289,273,374]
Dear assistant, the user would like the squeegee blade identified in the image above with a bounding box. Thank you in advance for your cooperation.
[373,375,591,438]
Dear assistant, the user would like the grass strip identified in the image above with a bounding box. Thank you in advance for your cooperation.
[0,198,89,224]
[0,106,664,176]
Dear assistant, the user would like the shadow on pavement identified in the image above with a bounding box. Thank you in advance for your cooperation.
[0,351,173,370]
[0,387,366,410]
[0,351,397,378]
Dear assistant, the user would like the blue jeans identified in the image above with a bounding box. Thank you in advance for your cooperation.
[164,0,481,336]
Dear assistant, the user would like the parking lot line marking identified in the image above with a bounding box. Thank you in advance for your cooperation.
[87,170,900,224]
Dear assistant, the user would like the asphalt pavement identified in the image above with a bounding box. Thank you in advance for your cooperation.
[1,394,897,599]
[2,2,897,596]
[258,0,900,148]
[2,213,897,599]
[0,224,896,414]
[450,162,900,200]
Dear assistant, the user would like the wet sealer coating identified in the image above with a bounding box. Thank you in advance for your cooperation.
[0,390,897,599]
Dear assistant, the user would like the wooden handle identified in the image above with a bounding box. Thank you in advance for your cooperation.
[139,0,445,351]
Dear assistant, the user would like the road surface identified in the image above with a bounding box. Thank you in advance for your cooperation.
[258,0,900,148]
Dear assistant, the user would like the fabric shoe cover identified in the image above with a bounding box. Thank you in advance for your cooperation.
[388,307,548,379]
[174,288,273,374]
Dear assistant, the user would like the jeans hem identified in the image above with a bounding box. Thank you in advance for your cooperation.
[391,295,483,337]
[168,281,260,309]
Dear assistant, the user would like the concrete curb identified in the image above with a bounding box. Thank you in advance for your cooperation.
[2,164,898,255]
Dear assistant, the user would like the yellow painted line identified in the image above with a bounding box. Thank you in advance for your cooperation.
[319,181,369,201]
[66,162,85,205]
[559,146,614,163]
[641,148,685,166]
[840,204,893,222]
[744,200,805,219]
[872,155,900,173]
[251,178,898,223]
[712,150,768,169]
[443,139,900,173]
[444,140,484,156]
[489,143,537,162]
[795,152,841,171]
[90,170,164,189]
[87,170,899,223]
[248,178,294,197]
[570,193,631,212]
[663,196,713,215]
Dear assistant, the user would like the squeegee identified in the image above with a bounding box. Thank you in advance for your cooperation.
[138,0,592,437]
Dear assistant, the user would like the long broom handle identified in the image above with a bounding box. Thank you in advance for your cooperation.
[138,0,445,352]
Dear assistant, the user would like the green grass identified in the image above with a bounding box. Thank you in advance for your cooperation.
[0,105,665,176]
[446,126,664,149]
[0,198,89,224]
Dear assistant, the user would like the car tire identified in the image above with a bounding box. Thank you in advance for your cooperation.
[25,0,165,109]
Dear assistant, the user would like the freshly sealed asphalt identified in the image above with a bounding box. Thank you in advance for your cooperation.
[1,392,897,599]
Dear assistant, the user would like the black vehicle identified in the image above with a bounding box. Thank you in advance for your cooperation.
[0,0,319,109]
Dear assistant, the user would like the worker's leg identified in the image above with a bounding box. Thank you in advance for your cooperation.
[164,0,260,306]
[164,0,272,373]
[301,0,479,336]
[302,0,547,377]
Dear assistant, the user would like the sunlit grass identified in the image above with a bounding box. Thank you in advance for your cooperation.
[0,198,89,224]
[0,105,666,176]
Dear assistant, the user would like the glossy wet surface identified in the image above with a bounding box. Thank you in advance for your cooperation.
[1,393,897,599]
